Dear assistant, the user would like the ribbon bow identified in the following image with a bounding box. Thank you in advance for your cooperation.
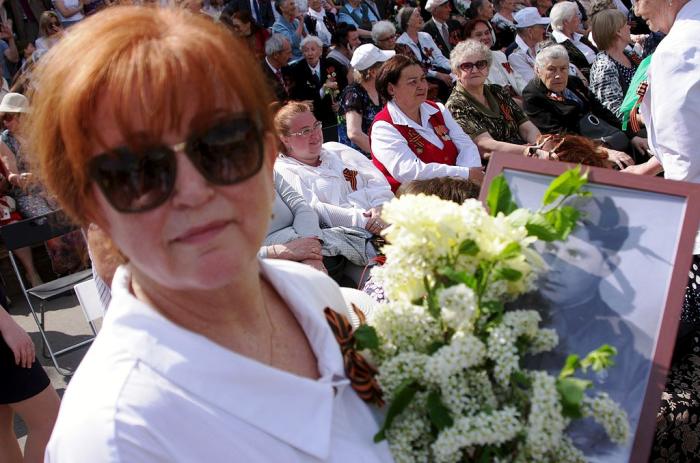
[342,168,358,191]
[630,81,649,134]
[324,307,384,407]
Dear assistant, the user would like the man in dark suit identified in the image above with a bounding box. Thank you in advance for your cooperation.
[262,34,293,103]
[285,35,339,138]
[422,0,461,58]
[223,0,274,28]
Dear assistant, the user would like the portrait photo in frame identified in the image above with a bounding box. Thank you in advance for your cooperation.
[480,154,700,463]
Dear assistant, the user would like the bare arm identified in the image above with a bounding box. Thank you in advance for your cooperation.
[517,120,540,144]
[345,111,371,154]
[473,132,527,159]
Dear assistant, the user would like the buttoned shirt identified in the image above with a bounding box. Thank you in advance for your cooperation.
[508,35,537,84]
[45,261,395,462]
[641,0,700,253]
[370,101,482,183]
[552,29,596,65]
[275,142,394,228]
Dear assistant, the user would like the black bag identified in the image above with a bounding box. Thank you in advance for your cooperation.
[578,113,629,152]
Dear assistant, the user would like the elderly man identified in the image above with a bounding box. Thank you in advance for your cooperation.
[337,0,380,39]
[506,7,550,83]
[262,34,293,102]
[286,35,340,136]
[422,0,461,57]
[549,1,596,79]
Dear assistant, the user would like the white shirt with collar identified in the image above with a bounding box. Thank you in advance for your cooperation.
[641,0,700,253]
[487,50,528,95]
[396,32,453,78]
[370,100,482,183]
[551,29,596,64]
[275,142,394,228]
[45,261,394,463]
[508,34,536,84]
[308,8,333,45]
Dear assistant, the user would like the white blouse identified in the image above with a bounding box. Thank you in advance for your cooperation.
[45,260,394,462]
[275,142,394,228]
[396,31,453,78]
[370,100,482,183]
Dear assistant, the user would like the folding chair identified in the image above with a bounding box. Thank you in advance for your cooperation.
[74,278,105,334]
[0,211,94,375]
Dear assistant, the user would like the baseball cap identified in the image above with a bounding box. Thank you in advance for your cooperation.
[350,44,395,71]
[514,7,551,28]
[425,0,449,12]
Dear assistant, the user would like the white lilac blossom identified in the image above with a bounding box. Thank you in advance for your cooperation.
[582,393,630,444]
[424,333,486,385]
[437,284,477,332]
[377,352,429,398]
[371,301,442,358]
[525,372,567,460]
[384,393,433,463]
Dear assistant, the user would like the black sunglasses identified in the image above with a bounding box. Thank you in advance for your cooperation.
[459,60,489,72]
[88,114,264,213]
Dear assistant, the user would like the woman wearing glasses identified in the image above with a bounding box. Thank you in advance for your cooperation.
[445,40,544,162]
[28,8,393,462]
[369,54,483,193]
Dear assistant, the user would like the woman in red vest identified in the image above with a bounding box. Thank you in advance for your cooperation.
[369,55,484,193]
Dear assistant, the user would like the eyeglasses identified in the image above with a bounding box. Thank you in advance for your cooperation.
[88,114,264,213]
[287,120,323,137]
[459,60,489,72]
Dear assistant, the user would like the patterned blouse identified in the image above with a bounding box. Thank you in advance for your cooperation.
[589,51,640,120]
[337,83,382,157]
[445,83,528,145]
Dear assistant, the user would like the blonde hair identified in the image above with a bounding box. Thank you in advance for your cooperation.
[273,101,313,154]
[591,8,627,51]
[24,6,273,226]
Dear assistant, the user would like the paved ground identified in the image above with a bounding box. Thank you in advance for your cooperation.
[8,289,94,450]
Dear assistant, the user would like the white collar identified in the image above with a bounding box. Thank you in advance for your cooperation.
[387,100,439,129]
[307,7,325,18]
[308,62,321,74]
[108,261,348,459]
[432,17,446,28]
[515,34,534,56]
[265,57,280,73]
[552,29,582,44]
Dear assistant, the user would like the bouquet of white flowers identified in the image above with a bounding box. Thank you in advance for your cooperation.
[354,168,629,462]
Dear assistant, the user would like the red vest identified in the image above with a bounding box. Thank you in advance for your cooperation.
[370,101,459,192]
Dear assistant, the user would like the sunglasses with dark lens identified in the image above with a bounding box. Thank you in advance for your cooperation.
[459,60,489,72]
[88,114,264,213]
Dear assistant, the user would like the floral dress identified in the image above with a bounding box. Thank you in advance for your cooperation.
[337,83,381,158]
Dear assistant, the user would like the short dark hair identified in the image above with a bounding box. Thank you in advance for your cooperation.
[375,54,421,103]
[463,18,491,38]
[397,177,482,204]
[332,23,358,47]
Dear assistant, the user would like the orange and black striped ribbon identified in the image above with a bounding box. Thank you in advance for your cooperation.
[630,81,648,134]
[342,168,358,191]
[324,307,384,407]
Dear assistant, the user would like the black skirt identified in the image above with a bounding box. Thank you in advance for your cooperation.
[0,334,50,404]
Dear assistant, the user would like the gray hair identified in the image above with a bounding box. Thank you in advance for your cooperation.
[265,33,290,56]
[534,44,569,70]
[450,39,492,74]
[300,35,323,49]
[372,20,396,44]
[550,1,579,31]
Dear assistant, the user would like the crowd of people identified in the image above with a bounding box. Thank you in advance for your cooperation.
[0,0,697,461]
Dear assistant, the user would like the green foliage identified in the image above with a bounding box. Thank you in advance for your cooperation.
[498,242,522,260]
[427,391,454,431]
[487,174,518,217]
[559,354,581,379]
[581,345,617,373]
[542,165,589,206]
[459,239,480,256]
[438,268,478,290]
[556,377,592,419]
[374,380,419,442]
[355,325,379,351]
[494,267,523,282]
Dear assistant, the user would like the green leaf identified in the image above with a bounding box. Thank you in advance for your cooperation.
[525,212,560,241]
[439,268,478,290]
[481,300,505,317]
[477,446,494,463]
[511,370,531,388]
[487,174,518,217]
[544,206,581,241]
[559,354,581,379]
[556,377,592,419]
[354,325,379,351]
[498,242,521,260]
[424,276,441,319]
[494,267,523,282]
[459,239,480,256]
[581,344,617,373]
[542,166,588,206]
[427,391,454,431]
[374,380,419,442]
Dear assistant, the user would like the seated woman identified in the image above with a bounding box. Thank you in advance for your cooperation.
[222,10,270,60]
[271,0,307,61]
[589,9,642,120]
[275,102,394,235]
[395,6,454,101]
[369,54,483,192]
[337,44,394,158]
[31,7,392,461]
[35,11,64,58]
[463,18,527,99]
[446,40,546,162]
[522,44,641,167]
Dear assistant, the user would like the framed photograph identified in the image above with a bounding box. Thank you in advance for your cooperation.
[480,154,700,463]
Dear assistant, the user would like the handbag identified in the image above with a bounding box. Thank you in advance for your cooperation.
[578,113,629,152]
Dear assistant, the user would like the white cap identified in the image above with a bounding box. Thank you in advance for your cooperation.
[0,93,29,113]
[350,44,395,71]
[513,7,551,28]
[425,0,448,12]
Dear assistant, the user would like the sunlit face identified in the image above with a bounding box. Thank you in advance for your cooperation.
[408,8,425,30]
[617,21,631,45]
[375,32,397,50]
[388,64,429,108]
[457,52,489,89]
[525,24,547,42]
[303,41,322,67]
[432,2,452,22]
[478,0,494,19]
[537,57,569,93]
[562,12,581,36]
[281,0,297,17]
[90,98,275,292]
[231,18,252,36]
[281,110,324,162]
[3,114,19,133]
[632,0,664,32]
[469,21,494,47]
